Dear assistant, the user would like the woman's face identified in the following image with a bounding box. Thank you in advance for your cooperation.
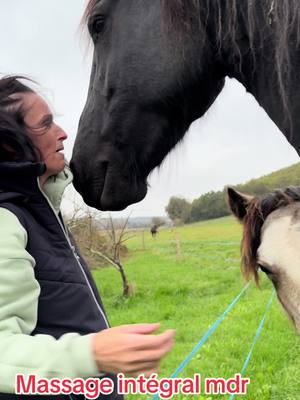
[22,93,68,177]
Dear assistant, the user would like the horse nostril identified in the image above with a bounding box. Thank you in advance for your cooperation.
[107,87,115,102]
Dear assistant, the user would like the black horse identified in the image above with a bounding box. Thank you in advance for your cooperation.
[150,225,158,238]
[71,0,300,211]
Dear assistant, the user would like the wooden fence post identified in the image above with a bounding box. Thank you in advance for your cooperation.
[175,232,181,261]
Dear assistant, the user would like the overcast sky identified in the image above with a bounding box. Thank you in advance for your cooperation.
[0,1,299,217]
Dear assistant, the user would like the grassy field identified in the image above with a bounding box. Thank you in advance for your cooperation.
[92,216,300,399]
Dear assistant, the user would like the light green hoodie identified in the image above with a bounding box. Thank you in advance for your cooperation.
[0,167,101,393]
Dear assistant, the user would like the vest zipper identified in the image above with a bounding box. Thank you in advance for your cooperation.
[37,179,109,328]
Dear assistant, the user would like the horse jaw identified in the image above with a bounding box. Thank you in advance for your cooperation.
[100,163,148,210]
[71,158,148,211]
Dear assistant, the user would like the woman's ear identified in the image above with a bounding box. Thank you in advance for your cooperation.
[226,187,253,221]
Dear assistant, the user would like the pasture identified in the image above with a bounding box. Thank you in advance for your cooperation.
[92,216,300,399]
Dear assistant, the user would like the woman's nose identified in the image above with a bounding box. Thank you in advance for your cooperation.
[57,124,68,141]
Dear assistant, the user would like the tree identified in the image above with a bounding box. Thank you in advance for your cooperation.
[165,162,300,225]
[190,191,229,221]
[165,196,191,224]
[64,192,133,297]
[90,214,134,297]
[151,217,165,227]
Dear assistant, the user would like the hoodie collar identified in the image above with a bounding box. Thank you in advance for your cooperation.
[0,162,73,213]
[42,166,73,213]
[0,162,46,197]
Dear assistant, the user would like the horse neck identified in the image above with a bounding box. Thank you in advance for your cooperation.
[217,3,300,155]
[232,63,300,152]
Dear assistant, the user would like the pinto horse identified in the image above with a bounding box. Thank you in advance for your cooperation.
[71,0,300,211]
[227,186,300,332]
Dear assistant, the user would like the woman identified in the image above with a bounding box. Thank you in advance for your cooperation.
[0,76,175,399]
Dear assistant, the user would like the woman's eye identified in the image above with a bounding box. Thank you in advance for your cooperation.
[33,117,53,135]
[43,118,53,130]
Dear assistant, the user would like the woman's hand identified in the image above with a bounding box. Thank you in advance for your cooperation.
[91,323,175,377]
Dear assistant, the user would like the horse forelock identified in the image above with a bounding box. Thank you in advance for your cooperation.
[83,0,99,23]
[242,186,300,284]
[242,199,263,284]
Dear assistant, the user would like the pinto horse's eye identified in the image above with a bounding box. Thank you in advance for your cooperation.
[258,264,272,275]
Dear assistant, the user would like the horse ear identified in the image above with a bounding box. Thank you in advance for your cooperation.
[226,187,253,221]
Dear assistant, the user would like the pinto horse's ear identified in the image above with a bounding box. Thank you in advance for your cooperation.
[226,187,253,221]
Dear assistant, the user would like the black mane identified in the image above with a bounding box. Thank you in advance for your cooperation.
[84,0,300,111]
[73,0,300,211]
[163,1,300,107]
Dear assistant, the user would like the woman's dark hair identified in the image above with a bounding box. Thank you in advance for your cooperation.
[0,76,39,162]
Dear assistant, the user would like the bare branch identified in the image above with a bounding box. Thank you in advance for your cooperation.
[120,235,136,244]
[89,248,120,271]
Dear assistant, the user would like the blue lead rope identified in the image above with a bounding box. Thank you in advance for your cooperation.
[229,290,275,400]
[152,283,250,400]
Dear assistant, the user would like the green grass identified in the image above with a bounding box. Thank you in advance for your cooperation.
[92,216,300,399]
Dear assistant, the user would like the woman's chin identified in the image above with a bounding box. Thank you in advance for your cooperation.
[45,161,66,176]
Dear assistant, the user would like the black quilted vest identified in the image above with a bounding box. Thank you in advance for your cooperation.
[0,162,123,400]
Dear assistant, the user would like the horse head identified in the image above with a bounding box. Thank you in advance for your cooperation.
[71,0,300,211]
[228,186,300,333]
[71,0,225,210]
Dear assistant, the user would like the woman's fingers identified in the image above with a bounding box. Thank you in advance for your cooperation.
[117,323,161,335]
[127,329,176,351]
[92,324,175,376]
[128,335,175,363]
[122,361,159,376]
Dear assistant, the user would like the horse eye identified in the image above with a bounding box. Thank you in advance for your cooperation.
[92,16,105,35]
[258,264,271,275]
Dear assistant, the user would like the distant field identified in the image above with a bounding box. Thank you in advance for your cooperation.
[92,216,300,399]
